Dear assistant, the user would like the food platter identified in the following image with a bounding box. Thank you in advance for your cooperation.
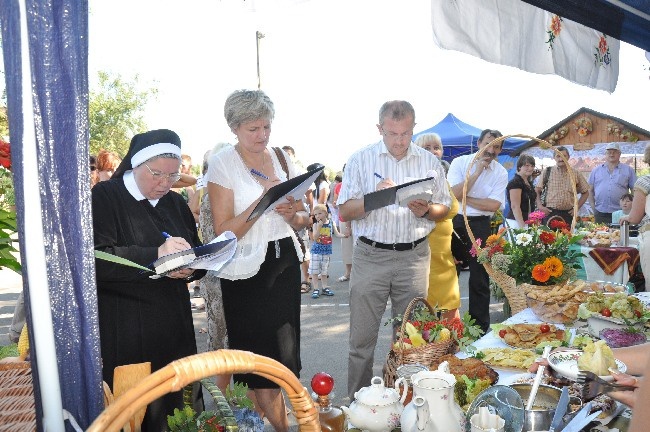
[495,323,565,350]
[547,350,626,382]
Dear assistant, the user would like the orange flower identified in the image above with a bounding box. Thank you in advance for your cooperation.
[532,264,551,283]
[486,234,506,247]
[550,15,562,36]
[543,256,564,277]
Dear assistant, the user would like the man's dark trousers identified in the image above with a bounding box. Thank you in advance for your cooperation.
[452,214,492,334]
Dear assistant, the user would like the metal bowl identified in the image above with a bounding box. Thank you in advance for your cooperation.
[507,384,581,432]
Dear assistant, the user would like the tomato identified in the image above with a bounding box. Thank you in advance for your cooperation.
[601,308,612,317]
[634,310,642,318]
[540,324,550,333]
[498,329,507,338]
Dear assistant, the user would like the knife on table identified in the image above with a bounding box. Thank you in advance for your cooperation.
[549,386,569,432]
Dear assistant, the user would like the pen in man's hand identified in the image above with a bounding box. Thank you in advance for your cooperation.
[374,172,384,180]
[162,231,171,239]
[251,169,270,180]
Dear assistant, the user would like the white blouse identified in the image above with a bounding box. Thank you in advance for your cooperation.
[206,145,304,280]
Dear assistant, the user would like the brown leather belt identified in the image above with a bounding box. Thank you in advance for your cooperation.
[358,236,427,251]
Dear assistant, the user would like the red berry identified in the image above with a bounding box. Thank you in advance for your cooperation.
[634,310,642,318]
[311,372,334,396]
[540,324,550,333]
[601,308,612,317]
[498,329,507,338]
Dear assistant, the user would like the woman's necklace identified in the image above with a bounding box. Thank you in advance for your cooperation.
[237,145,266,172]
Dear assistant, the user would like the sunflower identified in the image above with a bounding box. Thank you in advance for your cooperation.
[543,256,564,277]
[532,264,551,283]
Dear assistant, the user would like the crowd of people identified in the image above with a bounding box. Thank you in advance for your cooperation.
[41,90,648,430]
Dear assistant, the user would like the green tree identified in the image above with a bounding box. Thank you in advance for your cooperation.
[89,71,157,156]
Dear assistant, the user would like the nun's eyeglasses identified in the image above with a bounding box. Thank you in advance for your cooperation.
[143,163,182,183]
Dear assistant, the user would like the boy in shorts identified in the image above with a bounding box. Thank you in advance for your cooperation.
[309,204,343,298]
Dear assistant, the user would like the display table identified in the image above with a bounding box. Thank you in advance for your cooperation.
[573,240,639,286]
[457,308,632,431]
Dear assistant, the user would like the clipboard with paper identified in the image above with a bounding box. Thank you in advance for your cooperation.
[363,177,436,212]
[247,165,324,221]
[150,231,237,278]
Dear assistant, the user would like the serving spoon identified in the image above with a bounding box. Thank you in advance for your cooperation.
[526,345,552,410]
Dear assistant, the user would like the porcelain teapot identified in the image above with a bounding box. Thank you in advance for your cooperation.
[341,376,403,431]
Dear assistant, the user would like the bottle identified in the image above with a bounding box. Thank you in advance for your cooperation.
[311,372,346,432]
[621,220,630,247]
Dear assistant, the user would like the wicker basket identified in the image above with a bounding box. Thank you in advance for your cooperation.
[0,365,35,432]
[383,297,455,387]
[88,349,320,432]
[461,135,579,315]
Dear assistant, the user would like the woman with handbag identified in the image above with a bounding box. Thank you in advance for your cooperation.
[206,89,310,431]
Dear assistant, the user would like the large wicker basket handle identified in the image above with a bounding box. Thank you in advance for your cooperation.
[462,134,579,252]
[87,350,320,432]
[397,297,437,363]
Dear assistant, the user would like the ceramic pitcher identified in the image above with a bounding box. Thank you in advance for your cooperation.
[408,362,465,432]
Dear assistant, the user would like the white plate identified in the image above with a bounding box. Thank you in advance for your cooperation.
[547,349,626,382]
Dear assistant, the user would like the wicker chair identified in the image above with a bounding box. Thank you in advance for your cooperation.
[88,349,320,432]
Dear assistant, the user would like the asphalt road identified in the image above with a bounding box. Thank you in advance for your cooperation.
[0,237,507,430]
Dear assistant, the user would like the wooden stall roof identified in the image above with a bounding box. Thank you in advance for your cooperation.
[512,107,650,155]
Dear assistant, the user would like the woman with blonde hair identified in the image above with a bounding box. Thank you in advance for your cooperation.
[207,89,310,431]
[415,133,460,319]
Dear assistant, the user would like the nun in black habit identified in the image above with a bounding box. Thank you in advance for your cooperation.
[92,129,205,430]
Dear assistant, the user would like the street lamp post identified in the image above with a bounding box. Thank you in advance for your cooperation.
[256,31,265,89]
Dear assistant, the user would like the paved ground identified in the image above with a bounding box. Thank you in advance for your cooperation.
[0,238,506,430]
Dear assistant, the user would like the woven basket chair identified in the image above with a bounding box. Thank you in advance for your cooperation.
[88,350,320,432]
[461,135,578,315]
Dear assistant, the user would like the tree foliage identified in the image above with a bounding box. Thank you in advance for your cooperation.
[89,71,157,156]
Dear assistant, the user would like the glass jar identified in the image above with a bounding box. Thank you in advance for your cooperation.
[395,363,428,405]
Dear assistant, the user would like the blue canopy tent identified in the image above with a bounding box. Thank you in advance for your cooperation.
[412,113,529,162]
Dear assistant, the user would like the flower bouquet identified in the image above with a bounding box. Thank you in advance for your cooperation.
[474,211,584,315]
[169,381,264,432]
[383,297,484,386]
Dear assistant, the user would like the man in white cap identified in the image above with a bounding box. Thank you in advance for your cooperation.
[588,142,636,224]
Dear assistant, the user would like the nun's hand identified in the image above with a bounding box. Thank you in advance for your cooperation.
[167,268,195,280]
[159,235,191,257]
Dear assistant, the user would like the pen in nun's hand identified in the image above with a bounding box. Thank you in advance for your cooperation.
[162,231,171,239]
[251,169,270,180]
[374,172,384,180]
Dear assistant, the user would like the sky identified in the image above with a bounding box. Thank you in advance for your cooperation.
[87,0,650,171]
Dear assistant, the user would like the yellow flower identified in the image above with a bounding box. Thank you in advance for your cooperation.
[543,256,564,277]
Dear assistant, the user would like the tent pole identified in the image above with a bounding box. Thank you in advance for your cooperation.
[18,0,64,430]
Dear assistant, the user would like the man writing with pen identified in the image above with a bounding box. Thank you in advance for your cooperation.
[337,100,451,401]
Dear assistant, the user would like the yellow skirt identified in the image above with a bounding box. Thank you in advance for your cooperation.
[426,191,460,310]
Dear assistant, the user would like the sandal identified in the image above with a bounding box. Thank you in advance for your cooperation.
[311,289,320,299]
[300,281,311,294]
[322,288,334,296]
[337,275,350,282]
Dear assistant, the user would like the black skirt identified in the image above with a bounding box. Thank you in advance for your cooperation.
[220,237,301,388]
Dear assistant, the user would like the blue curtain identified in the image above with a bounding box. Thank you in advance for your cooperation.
[0,1,103,429]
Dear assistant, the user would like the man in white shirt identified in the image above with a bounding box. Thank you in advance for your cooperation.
[338,100,451,400]
[447,129,508,333]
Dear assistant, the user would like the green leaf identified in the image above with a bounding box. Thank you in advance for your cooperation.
[94,250,152,272]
